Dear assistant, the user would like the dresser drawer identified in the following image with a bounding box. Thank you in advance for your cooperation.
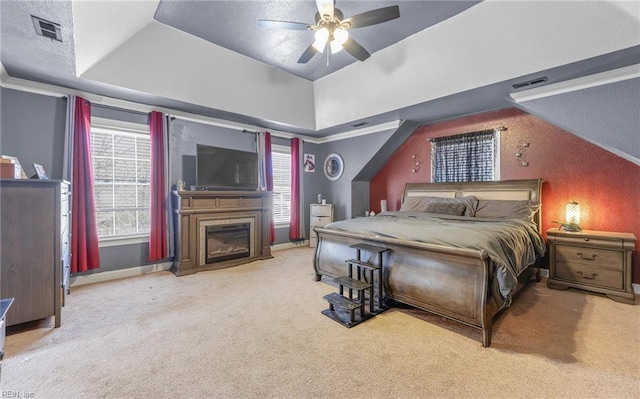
[61,234,70,261]
[310,216,331,227]
[555,262,624,290]
[311,205,332,217]
[555,245,623,270]
[553,236,625,250]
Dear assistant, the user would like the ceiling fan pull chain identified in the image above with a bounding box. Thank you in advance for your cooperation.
[326,42,330,67]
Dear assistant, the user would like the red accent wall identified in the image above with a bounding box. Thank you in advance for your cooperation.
[370,108,640,282]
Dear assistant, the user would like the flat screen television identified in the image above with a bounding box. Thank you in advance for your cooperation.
[196,144,259,190]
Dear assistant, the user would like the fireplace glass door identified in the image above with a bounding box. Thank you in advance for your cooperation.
[205,223,250,263]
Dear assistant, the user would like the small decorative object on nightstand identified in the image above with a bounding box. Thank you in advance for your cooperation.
[310,203,334,248]
[561,201,582,232]
[546,228,636,304]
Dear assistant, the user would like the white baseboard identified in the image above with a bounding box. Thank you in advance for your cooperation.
[70,262,172,288]
[69,243,311,288]
[539,268,549,278]
[271,240,310,251]
[633,283,640,295]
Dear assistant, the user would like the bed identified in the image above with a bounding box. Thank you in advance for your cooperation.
[313,179,546,347]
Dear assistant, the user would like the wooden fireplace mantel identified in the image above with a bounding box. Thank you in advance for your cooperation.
[171,190,273,276]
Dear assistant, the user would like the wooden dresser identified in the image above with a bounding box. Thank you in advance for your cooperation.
[546,228,636,304]
[310,203,334,248]
[0,179,70,327]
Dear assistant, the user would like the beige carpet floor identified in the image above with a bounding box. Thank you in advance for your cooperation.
[2,246,639,399]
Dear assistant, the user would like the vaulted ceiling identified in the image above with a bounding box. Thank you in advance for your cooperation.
[1,1,639,163]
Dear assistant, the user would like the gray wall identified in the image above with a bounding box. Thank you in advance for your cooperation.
[0,88,66,179]
[306,129,395,223]
[0,88,398,276]
[301,141,322,238]
[170,119,295,244]
[170,119,257,188]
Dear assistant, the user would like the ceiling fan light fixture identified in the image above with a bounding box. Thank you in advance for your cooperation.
[333,28,348,43]
[312,28,329,52]
[259,2,400,64]
[330,28,348,53]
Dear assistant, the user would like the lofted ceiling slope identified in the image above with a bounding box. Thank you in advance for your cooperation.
[153,1,480,82]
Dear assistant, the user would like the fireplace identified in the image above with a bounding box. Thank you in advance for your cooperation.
[205,223,250,263]
[172,190,272,276]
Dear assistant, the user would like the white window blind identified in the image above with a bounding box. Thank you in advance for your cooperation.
[271,146,291,226]
[431,129,497,182]
[91,126,151,239]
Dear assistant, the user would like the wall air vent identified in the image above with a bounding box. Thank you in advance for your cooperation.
[351,122,369,128]
[31,16,62,42]
[512,76,548,90]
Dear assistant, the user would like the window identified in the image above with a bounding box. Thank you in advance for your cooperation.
[90,122,151,240]
[271,145,291,227]
[431,129,499,182]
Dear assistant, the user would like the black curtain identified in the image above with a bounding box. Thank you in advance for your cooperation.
[431,129,496,182]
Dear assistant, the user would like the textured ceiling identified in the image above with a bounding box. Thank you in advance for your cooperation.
[154,1,480,81]
[0,0,639,153]
[0,0,76,81]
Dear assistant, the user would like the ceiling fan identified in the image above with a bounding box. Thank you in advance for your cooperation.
[259,0,400,64]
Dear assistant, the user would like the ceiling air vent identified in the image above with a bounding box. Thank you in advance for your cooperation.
[512,76,548,90]
[351,122,369,128]
[31,16,62,42]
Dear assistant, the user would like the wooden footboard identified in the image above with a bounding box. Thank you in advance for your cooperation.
[314,228,502,347]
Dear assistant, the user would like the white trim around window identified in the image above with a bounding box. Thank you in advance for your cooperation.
[90,117,152,243]
[99,235,149,248]
[271,144,291,229]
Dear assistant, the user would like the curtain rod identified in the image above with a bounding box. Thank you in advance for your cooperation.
[426,126,507,141]
[242,129,259,134]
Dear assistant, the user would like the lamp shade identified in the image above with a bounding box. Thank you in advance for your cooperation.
[566,201,580,224]
[313,28,329,52]
[330,28,348,53]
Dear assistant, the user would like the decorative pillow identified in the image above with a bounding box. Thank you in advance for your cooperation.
[425,196,479,217]
[424,202,466,216]
[475,200,541,221]
[399,196,430,212]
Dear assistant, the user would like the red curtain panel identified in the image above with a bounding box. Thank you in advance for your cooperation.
[148,111,167,261]
[71,97,100,273]
[289,137,302,240]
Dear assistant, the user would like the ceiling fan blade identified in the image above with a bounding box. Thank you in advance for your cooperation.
[342,37,370,61]
[315,0,334,19]
[297,43,319,64]
[258,20,312,31]
[343,5,400,29]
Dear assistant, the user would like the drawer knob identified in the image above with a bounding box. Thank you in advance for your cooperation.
[576,271,597,280]
[576,252,598,261]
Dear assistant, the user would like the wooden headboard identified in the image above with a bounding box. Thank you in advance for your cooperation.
[402,179,543,231]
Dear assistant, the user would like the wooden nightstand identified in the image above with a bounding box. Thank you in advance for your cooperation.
[310,204,334,248]
[546,228,636,304]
